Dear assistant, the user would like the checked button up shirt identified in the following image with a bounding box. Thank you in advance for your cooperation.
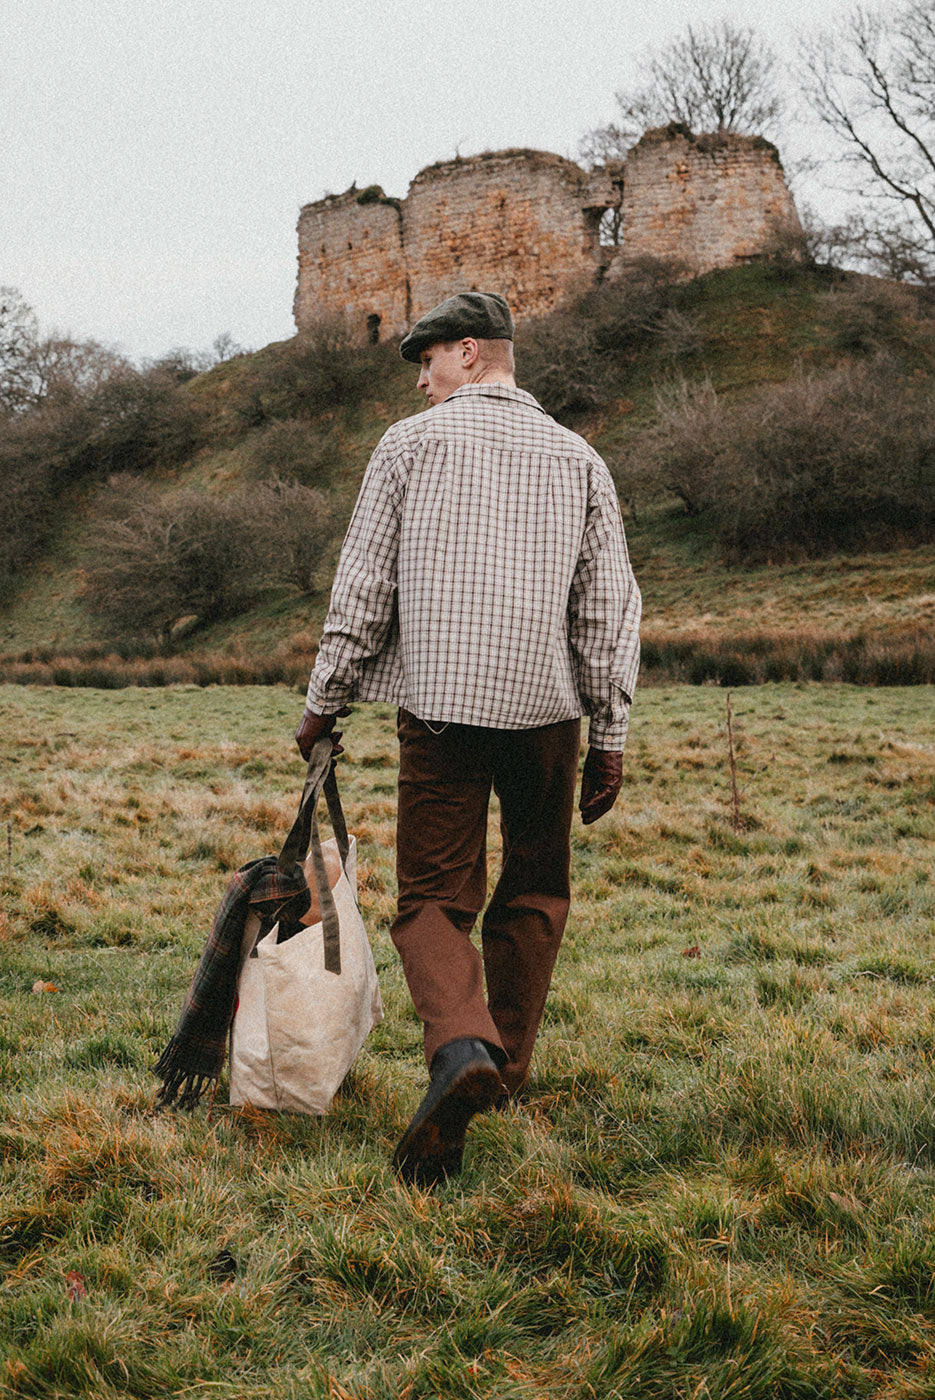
[306,383,641,749]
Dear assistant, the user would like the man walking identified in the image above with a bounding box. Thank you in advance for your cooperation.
[296,292,640,1185]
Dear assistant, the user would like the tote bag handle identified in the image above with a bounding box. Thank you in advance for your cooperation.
[276,735,349,974]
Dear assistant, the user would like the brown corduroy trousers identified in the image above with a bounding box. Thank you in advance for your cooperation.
[390,709,581,1093]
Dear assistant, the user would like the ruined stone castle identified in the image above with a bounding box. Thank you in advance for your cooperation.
[293,125,802,341]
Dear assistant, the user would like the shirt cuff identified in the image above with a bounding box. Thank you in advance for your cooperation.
[588,705,630,751]
[305,663,355,714]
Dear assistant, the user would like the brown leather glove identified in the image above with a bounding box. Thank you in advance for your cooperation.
[294,705,351,760]
[579,747,623,825]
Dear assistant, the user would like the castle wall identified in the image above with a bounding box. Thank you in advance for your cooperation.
[619,126,801,275]
[402,150,597,321]
[293,189,409,338]
[293,133,802,340]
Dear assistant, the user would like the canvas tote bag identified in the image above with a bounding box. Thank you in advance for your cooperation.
[229,737,382,1113]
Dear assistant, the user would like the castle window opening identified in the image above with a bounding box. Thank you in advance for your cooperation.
[597,207,623,247]
[367,313,381,344]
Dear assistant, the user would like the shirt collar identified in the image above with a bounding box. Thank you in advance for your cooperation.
[445,382,547,415]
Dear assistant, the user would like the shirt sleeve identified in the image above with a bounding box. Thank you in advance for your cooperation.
[305,435,407,713]
[567,458,641,750]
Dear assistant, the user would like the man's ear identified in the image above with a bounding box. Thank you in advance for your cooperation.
[460,337,480,367]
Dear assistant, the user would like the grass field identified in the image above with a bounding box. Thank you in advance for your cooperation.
[1,683,934,1399]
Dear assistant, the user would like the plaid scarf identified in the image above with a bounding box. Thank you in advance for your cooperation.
[153,857,310,1109]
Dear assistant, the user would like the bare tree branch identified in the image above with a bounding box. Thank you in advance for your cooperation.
[0,288,39,413]
[799,0,935,278]
[581,21,783,164]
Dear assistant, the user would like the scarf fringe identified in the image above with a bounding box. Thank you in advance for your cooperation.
[153,1040,217,1111]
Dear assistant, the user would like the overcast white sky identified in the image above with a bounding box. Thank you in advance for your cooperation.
[2,0,848,361]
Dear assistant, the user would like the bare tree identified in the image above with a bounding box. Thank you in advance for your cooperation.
[0,287,39,413]
[799,0,935,281]
[145,336,246,383]
[204,331,246,367]
[1,287,131,412]
[581,21,783,165]
[26,336,128,405]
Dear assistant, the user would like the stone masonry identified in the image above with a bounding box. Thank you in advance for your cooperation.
[621,127,800,270]
[293,126,801,340]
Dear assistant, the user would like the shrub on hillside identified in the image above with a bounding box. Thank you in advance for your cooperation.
[249,475,335,594]
[249,419,339,487]
[16,335,130,410]
[652,306,705,358]
[515,312,613,417]
[516,259,695,418]
[69,366,202,478]
[0,419,55,596]
[717,361,935,560]
[637,359,935,561]
[0,361,202,597]
[579,257,689,352]
[83,481,257,644]
[636,377,724,515]
[2,286,135,414]
[229,317,404,426]
[82,474,333,644]
[0,397,95,594]
[271,327,379,419]
[819,278,925,355]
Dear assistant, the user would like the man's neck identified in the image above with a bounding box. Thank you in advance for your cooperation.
[464,369,517,389]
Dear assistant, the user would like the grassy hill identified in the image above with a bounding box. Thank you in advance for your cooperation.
[1,262,933,686]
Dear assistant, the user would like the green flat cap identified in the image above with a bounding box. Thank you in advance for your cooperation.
[399,291,514,363]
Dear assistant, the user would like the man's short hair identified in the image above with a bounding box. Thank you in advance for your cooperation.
[476,338,515,371]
